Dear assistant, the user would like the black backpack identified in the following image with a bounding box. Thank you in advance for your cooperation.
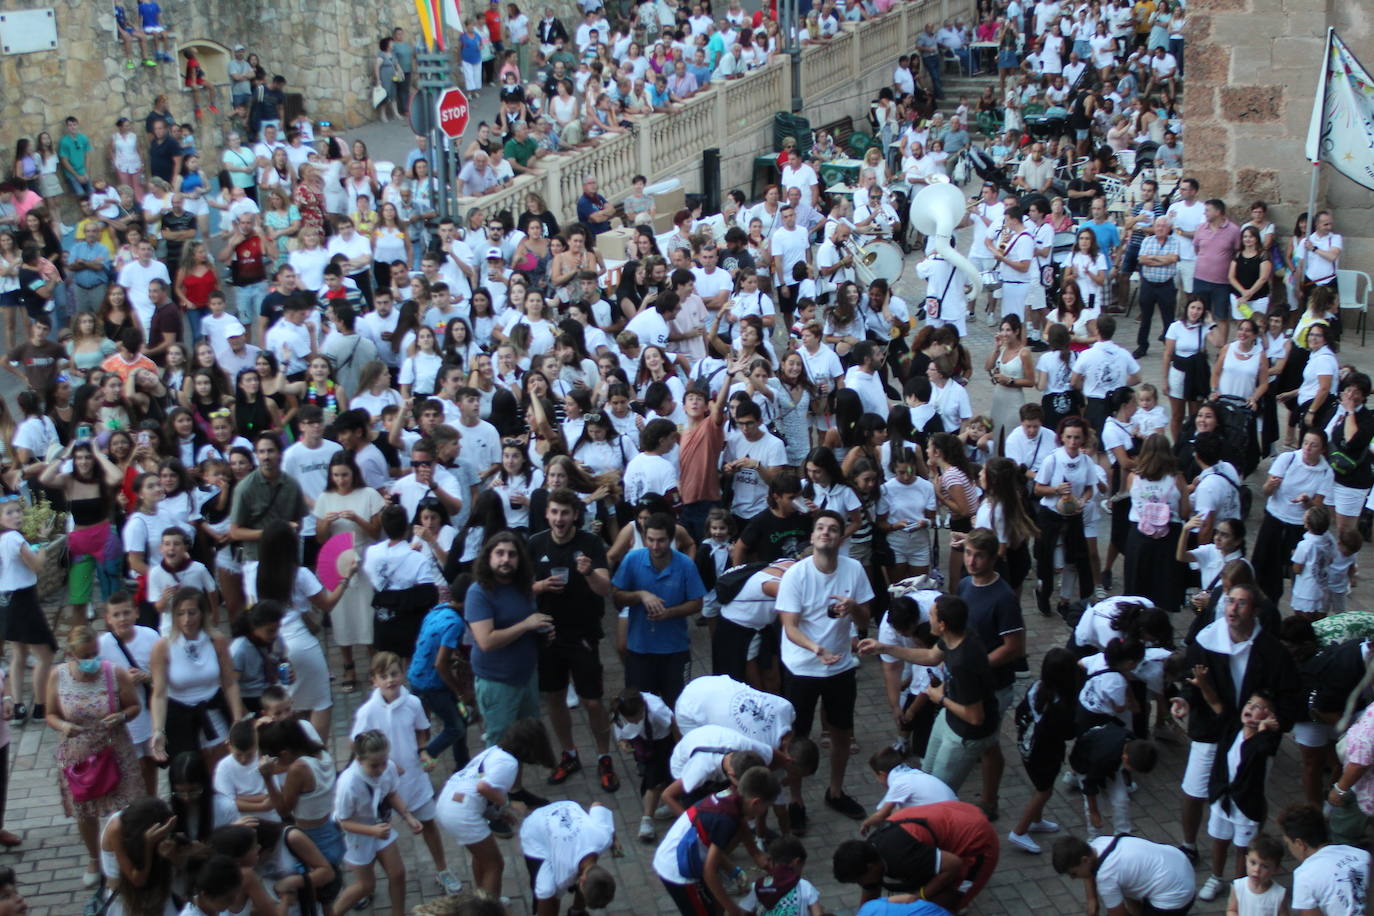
[712,562,771,606]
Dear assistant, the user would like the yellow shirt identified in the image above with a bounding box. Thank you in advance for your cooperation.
[1133,0,1156,32]
[351,209,378,235]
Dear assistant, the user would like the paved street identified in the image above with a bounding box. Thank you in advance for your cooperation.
[6,112,1373,913]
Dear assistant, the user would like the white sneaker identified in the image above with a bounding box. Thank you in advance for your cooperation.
[567,683,580,708]
[1007,830,1041,854]
[1198,875,1226,902]
[639,815,656,843]
[1029,819,1059,833]
[436,869,464,895]
[654,804,674,820]
[1093,585,1109,601]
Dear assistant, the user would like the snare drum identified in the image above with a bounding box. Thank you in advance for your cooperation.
[980,269,1003,291]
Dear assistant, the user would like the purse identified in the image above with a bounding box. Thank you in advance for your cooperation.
[63,662,121,803]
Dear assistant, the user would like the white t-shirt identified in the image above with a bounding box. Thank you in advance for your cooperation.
[1193,463,1243,524]
[212,754,281,823]
[669,724,774,792]
[458,418,502,473]
[116,259,171,329]
[1074,340,1139,398]
[769,225,810,282]
[968,201,1006,260]
[625,308,672,352]
[521,801,616,900]
[623,452,679,505]
[880,477,935,528]
[281,440,344,537]
[779,164,819,198]
[843,365,889,418]
[1003,425,1057,471]
[1090,835,1196,910]
[878,764,958,808]
[242,565,324,641]
[1036,447,1099,512]
[1264,451,1334,525]
[775,555,874,678]
[800,345,844,390]
[97,625,159,745]
[1291,844,1370,916]
[674,675,796,749]
[1164,320,1208,359]
[1037,350,1078,394]
[723,430,788,519]
[1166,200,1205,260]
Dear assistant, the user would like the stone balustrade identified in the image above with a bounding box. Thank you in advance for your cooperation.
[455,0,973,224]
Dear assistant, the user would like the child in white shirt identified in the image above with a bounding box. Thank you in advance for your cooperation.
[1131,383,1169,439]
[212,719,281,825]
[1325,526,1361,614]
[699,509,734,620]
[858,748,957,835]
[1291,505,1336,617]
[331,730,425,914]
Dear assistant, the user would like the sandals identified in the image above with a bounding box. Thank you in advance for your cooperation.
[339,664,357,693]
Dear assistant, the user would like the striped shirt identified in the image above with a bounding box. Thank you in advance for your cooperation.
[1137,234,1180,283]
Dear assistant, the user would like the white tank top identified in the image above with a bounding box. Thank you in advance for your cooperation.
[112,132,142,172]
[1217,341,1262,399]
[166,632,220,705]
[288,753,337,822]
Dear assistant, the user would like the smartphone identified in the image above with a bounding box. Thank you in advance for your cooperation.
[137,431,151,447]
[75,424,92,440]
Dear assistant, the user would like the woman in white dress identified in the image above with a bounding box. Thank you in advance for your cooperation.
[243,520,357,740]
[1210,317,1269,408]
[313,452,385,694]
[109,118,144,201]
[985,315,1036,454]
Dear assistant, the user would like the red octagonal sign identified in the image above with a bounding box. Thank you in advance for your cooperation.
[436,87,470,139]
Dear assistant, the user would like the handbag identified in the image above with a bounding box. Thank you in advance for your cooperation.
[1171,325,1210,401]
[63,662,121,803]
[371,85,387,108]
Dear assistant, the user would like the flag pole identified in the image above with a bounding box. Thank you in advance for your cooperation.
[1298,27,1335,292]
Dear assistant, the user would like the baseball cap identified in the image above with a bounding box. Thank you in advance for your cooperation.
[486,247,504,260]
[233,44,246,51]
[225,319,247,337]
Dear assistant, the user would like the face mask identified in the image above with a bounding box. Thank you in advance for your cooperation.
[77,658,101,675]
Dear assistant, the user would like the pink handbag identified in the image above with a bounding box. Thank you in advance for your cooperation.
[63,662,121,803]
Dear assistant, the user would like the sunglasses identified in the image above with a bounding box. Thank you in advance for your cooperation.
[412,460,434,468]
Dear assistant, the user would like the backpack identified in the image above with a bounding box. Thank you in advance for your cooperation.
[713,562,771,606]
[1137,499,1171,537]
[866,817,939,893]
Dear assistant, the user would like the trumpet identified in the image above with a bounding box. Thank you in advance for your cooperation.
[842,236,880,286]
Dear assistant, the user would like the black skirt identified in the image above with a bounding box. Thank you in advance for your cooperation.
[0,585,55,649]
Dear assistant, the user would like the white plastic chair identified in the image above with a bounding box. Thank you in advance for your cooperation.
[1337,269,1370,346]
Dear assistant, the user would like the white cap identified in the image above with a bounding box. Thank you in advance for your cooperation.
[485,247,504,260]
[225,319,247,337]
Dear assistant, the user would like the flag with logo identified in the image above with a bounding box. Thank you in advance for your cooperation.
[1305,28,1374,190]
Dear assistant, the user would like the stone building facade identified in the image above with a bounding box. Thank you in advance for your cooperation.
[1186,0,1374,264]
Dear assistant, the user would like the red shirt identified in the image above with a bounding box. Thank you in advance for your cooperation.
[230,235,267,285]
[485,8,503,43]
[180,267,218,310]
[678,417,725,504]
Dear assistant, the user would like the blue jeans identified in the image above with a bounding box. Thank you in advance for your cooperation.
[678,500,719,542]
[187,306,207,343]
[416,684,470,768]
[922,53,943,97]
[232,281,267,330]
[1191,277,1230,318]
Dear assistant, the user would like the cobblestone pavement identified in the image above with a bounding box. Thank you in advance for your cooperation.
[12,250,1374,915]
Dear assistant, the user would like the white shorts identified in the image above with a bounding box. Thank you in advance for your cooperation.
[411,797,437,823]
[1082,501,1100,539]
[1293,720,1334,748]
[1208,800,1260,848]
[887,528,932,566]
[1178,260,1196,294]
[144,24,166,33]
[1167,366,1187,400]
[1333,483,1370,517]
[1181,740,1217,799]
[1026,282,1047,313]
[1230,295,1269,320]
[436,791,493,846]
[1000,281,1030,320]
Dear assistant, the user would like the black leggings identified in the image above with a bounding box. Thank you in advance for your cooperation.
[1251,511,1304,605]
[1035,507,1092,614]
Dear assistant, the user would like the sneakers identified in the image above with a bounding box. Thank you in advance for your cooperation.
[653,804,674,820]
[638,815,656,843]
[1093,585,1109,602]
[1100,569,1113,591]
[1028,819,1059,833]
[31,704,44,721]
[824,790,866,820]
[1198,875,1226,902]
[125,59,137,69]
[10,704,25,724]
[566,683,580,708]
[548,751,582,785]
[208,104,220,114]
[142,59,156,67]
[597,754,619,793]
[1132,346,1148,359]
[436,870,464,895]
[1007,830,1041,854]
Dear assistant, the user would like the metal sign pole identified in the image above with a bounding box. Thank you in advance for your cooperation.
[414,52,455,219]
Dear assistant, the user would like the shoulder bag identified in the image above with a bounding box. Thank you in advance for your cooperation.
[63,662,122,803]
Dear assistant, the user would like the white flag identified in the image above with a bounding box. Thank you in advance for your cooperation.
[1305,28,1374,190]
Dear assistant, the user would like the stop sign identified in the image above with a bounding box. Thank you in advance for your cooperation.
[436,87,470,139]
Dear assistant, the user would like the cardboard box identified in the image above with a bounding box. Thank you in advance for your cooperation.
[595,227,634,260]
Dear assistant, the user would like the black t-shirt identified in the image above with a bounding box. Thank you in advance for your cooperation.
[956,575,1025,689]
[16,266,48,312]
[527,528,610,639]
[7,339,64,390]
[161,210,197,266]
[739,510,811,563]
[939,633,998,740]
[148,136,180,182]
[720,246,756,276]
[1067,178,1103,217]
[260,291,291,331]
[1068,722,1130,795]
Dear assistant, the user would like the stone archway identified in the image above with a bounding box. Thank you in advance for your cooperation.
[177,37,231,86]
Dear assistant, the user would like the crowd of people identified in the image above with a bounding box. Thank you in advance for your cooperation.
[1,0,1374,914]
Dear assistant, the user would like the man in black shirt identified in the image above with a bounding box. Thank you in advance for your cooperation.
[160,194,198,267]
[257,263,298,341]
[955,528,1026,816]
[528,488,619,792]
[859,595,998,794]
[732,474,812,564]
[147,120,181,184]
[1066,160,1104,219]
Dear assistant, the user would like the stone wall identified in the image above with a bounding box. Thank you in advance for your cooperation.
[1186,0,1374,265]
[0,0,417,181]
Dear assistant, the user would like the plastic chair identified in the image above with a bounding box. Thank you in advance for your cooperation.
[847,131,876,158]
[975,110,1003,137]
[1337,269,1370,346]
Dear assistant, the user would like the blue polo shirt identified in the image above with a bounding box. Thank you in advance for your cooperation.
[612,548,705,656]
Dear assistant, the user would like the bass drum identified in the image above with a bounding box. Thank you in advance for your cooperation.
[860,239,905,284]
